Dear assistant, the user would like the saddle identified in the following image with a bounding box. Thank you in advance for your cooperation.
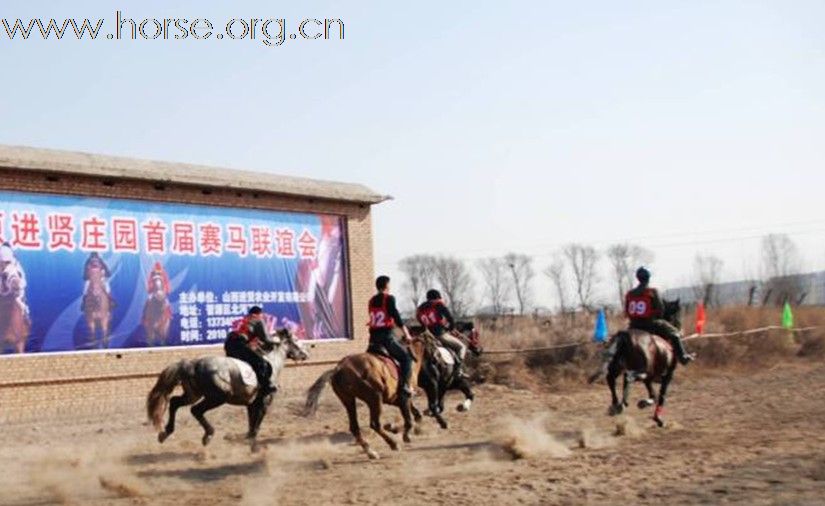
[223,358,259,386]
[367,344,399,380]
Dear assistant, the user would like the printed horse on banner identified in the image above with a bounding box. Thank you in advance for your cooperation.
[142,266,172,346]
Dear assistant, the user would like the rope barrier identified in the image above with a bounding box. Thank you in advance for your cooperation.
[1,325,821,387]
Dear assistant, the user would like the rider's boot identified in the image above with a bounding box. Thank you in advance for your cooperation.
[397,375,414,399]
[672,335,695,365]
[455,358,468,378]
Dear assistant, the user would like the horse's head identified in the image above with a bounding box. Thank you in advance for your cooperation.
[410,331,439,363]
[455,320,483,356]
[273,327,309,361]
[663,298,682,330]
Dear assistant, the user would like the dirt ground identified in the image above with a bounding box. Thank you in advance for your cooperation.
[2,360,825,506]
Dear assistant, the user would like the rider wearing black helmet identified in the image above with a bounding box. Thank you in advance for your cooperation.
[625,267,694,365]
[416,289,467,375]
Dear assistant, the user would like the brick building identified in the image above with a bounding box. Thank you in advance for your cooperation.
[0,145,388,423]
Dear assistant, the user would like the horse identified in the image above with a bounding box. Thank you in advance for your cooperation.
[84,263,112,349]
[147,326,308,450]
[0,267,29,354]
[303,333,437,460]
[601,299,682,427]
[142,273,172,346]
[414,321,483,429]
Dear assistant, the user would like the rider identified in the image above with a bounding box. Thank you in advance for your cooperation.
[625,267,695,365]
[82,252,116,311]
[225,306,278,398]
[0,242,29,319]
[416,289,467,376]
[368,275,414,398]
[146,261,171,295]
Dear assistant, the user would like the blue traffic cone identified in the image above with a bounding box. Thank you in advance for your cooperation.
[594,309,608,342]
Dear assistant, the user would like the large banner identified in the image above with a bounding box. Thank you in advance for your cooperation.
[0,189,350,355]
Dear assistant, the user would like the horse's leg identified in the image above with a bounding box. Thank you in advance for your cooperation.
[247,394,273,452]
[399,397,414,444]
[621,372,633,408]
[366,392,398,452]
[159,394,196,443]
[456,377,475,412]
[654,368,675,427]
[102,318,111,348]
[420,372,448,429]
[606,363,623,415]
[341,393,377,460]
[637,379,656,409]
[191,396,224,446]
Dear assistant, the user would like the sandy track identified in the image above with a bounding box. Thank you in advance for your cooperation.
[2,361,824,505]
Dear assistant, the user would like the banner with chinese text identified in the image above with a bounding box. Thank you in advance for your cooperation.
[0,189,350,354]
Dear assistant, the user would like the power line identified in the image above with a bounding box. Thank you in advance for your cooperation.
[375,224,825,267]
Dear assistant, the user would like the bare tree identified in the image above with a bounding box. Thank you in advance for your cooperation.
[606,243,654,305]
[544,256,569,314]
[760,234,805,305]
[693,254,724,307]
[504,253,534,315]
[563,243,599,311]
[433,256,475,317]
[476,257,512,315]
[398,254,437,309]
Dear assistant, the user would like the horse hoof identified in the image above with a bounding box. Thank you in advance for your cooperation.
[608,404,623,416]
[250,442,261,453]
[403,434,411,444]
[158,432,169,444]
[438,420,448,430]
[202,434,213,446]
[413,425,423,436]
[637,399,654,410]
[654,417,665,428]
[367,450,380,460]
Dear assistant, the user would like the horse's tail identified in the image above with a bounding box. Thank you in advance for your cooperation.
[147,360,185,430]
[587,331,627,384]
[303,367,337,417]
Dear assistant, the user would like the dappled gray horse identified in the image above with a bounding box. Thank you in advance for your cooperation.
[147,326,308,449]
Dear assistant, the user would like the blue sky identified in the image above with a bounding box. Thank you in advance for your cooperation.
[2,1,824,309]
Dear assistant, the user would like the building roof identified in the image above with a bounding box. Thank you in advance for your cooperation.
[0,144,390,205]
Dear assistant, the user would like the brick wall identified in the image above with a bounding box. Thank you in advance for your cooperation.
[0,167,375,423]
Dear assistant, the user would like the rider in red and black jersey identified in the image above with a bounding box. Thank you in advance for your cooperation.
[625,267,694,365]
[417,289,467,375]
[368,275,414,398]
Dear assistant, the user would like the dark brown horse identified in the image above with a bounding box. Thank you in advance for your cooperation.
[603,299,682,427]
[413,321,483,429]
[303,334,435,459]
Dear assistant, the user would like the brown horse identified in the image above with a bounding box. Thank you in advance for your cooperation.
[84,261,112,348]
[303,334,435,459]
[603,299,682,427]
[142,273,172,346]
